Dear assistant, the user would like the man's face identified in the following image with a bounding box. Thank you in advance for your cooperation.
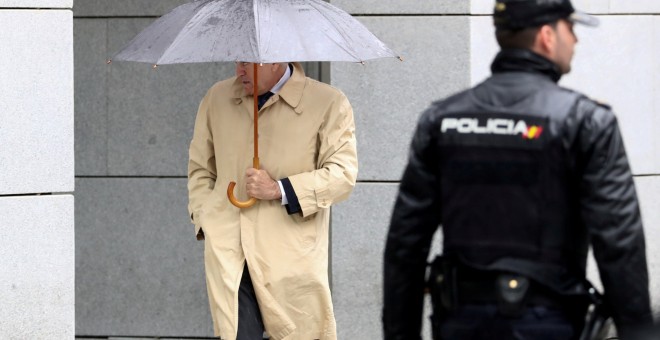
[235,62,283,96]
[552,19,578,74]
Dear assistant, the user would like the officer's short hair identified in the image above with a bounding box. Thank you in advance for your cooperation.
[495,21,558,50]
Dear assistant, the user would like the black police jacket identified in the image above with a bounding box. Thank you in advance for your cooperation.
[383,49,652,339]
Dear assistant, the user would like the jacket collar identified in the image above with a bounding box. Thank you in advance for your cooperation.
[277,62,306,113]
[231,62,306,114]
[491,48,562,83]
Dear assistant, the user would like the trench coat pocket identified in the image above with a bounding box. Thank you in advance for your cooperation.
[195,224,205,240]
[193,210,205,240]
[193,192,216,241]
[288,207,319,248]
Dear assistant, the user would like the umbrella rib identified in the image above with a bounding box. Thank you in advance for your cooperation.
[110,0,204,64]
[308,0,363,62]
[310,0,397,62]
[156,0,216,65]
[251,0,262,63]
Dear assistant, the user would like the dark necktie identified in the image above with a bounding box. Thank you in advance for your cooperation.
[257,91,274,110]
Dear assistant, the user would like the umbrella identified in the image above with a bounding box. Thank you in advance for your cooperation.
[108,0,400,208]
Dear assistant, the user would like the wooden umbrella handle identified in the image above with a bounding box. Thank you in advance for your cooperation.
[227,182,257,208]
[228,63,260,209]
[228,157,259,208]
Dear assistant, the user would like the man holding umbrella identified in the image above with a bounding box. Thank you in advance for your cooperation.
[188,59,357,340]
[383,0,654,339]
[108,1,399,338]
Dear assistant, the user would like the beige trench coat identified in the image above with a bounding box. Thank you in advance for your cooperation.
[188,63,357,340]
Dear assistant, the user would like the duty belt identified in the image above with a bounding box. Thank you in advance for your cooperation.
[457,277,565,309]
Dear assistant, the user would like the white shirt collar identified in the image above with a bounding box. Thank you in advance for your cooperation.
[270,64,292,94]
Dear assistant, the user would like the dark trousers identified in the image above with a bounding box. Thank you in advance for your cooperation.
[237,264,265,340]
[436,304,576,340]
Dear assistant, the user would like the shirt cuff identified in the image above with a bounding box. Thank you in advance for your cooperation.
[277,180,288,205]
[280,177,301,215]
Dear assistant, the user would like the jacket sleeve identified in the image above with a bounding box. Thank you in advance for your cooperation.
[187,90,217,240]
[576,100,653,336]
[286,92,358,217]
[383,109,442,340]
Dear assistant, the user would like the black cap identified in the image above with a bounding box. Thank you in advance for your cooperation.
[494,0,599,30]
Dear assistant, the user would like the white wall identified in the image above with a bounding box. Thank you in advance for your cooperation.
[332,1,659,338]
[469,7,660,320]
[0,1,74,338]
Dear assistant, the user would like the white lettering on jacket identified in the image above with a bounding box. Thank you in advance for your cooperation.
[440,117,543,139]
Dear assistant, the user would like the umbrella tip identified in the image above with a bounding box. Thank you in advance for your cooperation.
[398,56,404,61]
[152,64,158,70]
[106,59,112,64]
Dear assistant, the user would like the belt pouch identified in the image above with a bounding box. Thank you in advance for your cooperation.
[496,274,530,317]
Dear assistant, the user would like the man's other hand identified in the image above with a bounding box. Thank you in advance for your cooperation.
[245,168,282,200]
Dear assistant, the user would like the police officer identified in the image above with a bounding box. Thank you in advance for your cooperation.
[382,0,654,339]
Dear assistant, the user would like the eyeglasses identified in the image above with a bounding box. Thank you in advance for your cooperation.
[235,61,250,67]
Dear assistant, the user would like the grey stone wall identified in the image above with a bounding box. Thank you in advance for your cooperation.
[74,2,232,336]
[73,1,322,337]
[468,6,660,325]
[74,0,660,339]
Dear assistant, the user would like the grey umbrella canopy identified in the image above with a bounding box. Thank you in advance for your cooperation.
[109,0,399,65]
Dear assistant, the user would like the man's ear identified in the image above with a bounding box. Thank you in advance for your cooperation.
[270,62,284,73]
[533,24,556,58]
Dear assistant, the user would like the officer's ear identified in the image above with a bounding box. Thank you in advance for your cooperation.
[532,23,558,59]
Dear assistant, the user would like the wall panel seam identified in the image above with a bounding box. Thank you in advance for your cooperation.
[0,7,72,10]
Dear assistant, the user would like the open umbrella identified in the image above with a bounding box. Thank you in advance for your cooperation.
[108,0,400,208]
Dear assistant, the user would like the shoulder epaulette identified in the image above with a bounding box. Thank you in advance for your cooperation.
[593,98,612,110]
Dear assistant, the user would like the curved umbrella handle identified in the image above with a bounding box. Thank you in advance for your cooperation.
[227,181,257,208]
[227,156,260,209]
